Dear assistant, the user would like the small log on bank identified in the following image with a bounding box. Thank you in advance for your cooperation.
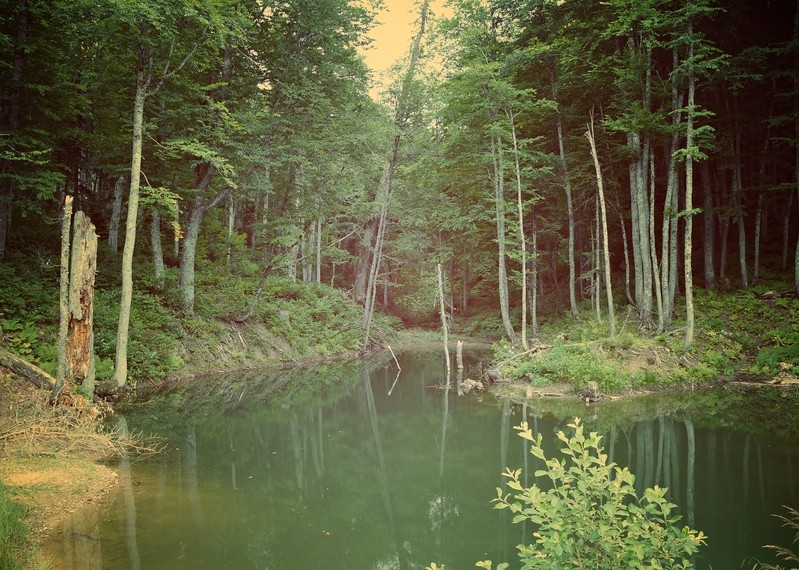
[0,346,56,390]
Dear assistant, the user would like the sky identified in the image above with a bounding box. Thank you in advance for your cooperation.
[358,0,448,97]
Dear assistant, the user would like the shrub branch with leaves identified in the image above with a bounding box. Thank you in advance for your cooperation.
[487,418,706,569]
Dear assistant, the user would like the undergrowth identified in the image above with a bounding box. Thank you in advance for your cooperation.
[0,480,27,570]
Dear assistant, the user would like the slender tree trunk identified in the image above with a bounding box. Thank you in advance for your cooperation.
[732,125,749,288]
[662,46,683,327]
[754,108,773,285]
[492,134,517,343]
[783,190,794,271]
[617,201,634,307]
[530,216,539,336]
[701,161,716,289]
[586,114,616,337]
[226,194,235,268]
[461,265,468,317]
[648,149,664,332]
[180,197,204,311]
[553,77,579,319]
[113,44,149,388]
[316,218,322,286]
[437,263,451,385]
[108,175,125,253]
[683,13,696,350]
[53,195,73,401]
[508,107,528,350]
[150,208,164,289]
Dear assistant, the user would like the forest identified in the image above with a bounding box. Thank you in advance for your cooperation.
[0,0,798,388]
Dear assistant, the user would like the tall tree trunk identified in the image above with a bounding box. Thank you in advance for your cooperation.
[586,114,616,337]
[619,205,634,307]
[662,46,683,328]
[732,130,749,289]
[492,133,517,343]
[226,194,235,268]
[53,195,73,401]
[783,190,793,271]
[552,74,579,319]
[113,38,150,388]
[683,13,696,350]
[648,149,664,333]
[754,106,772,285]
[108,175,125,253]
[530,216,539,336]
[316,218,322,286]
[150,208,164,289]
[701,161,716,289]
[437,263,451,384]
[508,107,528,350]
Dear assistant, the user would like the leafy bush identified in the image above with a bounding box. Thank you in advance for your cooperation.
[489,419,706,569]
[494,341,631,393]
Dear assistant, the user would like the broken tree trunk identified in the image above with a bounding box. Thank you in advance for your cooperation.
[66,210,98,393]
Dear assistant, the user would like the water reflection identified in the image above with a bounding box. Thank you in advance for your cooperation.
[47,353,799,569]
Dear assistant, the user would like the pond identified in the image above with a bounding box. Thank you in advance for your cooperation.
[45,350,799,569]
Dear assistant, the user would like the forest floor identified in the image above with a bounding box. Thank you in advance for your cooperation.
[0,375,118,566]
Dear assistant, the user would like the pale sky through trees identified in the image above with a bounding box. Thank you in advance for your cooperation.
[359,0,447,97]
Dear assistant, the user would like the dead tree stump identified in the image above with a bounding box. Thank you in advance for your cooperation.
[66,211,98,392]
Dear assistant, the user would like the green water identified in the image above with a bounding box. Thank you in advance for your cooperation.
[46,351,799,569]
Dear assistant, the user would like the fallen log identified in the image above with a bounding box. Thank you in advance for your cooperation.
[0,346,56,390]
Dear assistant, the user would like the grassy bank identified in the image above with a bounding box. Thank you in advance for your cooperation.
[485,282,798,395]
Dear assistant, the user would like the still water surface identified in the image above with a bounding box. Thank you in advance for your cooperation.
[47,350,798,569]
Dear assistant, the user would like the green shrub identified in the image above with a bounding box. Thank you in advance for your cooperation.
[488,419,706,569]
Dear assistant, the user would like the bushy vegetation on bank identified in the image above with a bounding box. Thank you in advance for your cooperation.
[0,249,380,387]
[481,278,799,394]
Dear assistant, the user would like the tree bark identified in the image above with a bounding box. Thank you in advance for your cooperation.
[113,29,150,388]
[437,263,451,385]
[53,195,74,400]
[66,211,98,393]
[648,149,664,332]
[701,161,716,290]
[553,86,579,319]
[508,107,528,350]
[150,208,164,289]
[492,133,517,343]
[683,12,696,350]
[586,115,615,336]
[108,175,125,253]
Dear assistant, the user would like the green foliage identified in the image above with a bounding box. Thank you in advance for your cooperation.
[93,289,182,383]
[489,419,706,569]
[255,278,363,355]
[0,318,40,360]
[0,481,27,570]
[495,340,632,393]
